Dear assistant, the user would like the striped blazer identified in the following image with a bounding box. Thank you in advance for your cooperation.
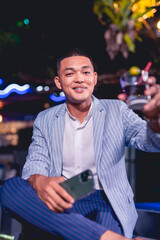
[22,96,160,238]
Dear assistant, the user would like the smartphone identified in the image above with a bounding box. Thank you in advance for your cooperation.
[60,169,95,200]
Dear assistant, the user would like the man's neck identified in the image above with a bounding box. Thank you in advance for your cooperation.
[66,101,92,123]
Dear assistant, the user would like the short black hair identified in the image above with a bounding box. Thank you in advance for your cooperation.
[56,48,96,74]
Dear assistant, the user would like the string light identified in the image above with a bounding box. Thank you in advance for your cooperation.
[157,20,160,30]
[16,21,24,27]
[0,78,4,85]
[44,86,50,91]
[36,86,43,92]
[156,20,160,37]
[0,84,31,99]
[0,101,3,109]
[0,115,3,123]
[16,18,30,27]
[49,94,66,102]
[24,18,30,25]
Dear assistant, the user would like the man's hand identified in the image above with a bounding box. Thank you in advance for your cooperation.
[28,175,75,212]
[142,78,160,133]
[100,230,146,240]
[118,77,160,133]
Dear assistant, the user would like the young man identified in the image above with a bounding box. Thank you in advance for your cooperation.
[1,48,160,240]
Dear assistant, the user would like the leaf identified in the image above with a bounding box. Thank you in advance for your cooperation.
[132,7,156,21]
[123,33,135,52]
[93,0,115,21]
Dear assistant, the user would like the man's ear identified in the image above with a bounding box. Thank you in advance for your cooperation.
[54,76,62,90]
[94,72,98,86]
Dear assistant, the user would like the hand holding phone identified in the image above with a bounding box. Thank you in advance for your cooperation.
[60,170,95,200]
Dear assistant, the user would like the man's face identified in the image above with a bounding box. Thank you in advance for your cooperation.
[54,56,97,105]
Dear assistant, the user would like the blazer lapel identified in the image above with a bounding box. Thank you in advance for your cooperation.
[51,104,66,175]
[93,97,106,173]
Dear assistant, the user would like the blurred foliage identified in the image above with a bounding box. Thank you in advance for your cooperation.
[93,0,160,59]
[0,18,30,52]
[0,30,20,52]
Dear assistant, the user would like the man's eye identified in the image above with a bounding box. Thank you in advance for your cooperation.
[66,72,73,76]
[83,71,90,75]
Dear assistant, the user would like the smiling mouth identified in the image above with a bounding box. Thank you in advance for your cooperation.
[73,87,87,90]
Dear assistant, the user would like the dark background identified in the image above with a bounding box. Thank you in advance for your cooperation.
[0,0,160,78]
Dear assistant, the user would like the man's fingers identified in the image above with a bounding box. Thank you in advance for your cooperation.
[55,183,75,204]
[53,188,74,208]
[53,176,65,184]
[44,187,74,212]
[117,93,127,101]
[147,76,156,85]
[37,179,75,212]
[46,181,75,211]
[145,84,160,96]
[143,90,160,113]
[47,179,74,205]
[46,200,65,212]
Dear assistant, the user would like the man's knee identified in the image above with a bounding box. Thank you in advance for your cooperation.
[0,177,27,207]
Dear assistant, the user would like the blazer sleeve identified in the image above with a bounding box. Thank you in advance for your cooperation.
[22,112,51,180]
[120,101,160,151]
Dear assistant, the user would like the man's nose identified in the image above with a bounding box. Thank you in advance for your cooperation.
[74,73,84,83]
